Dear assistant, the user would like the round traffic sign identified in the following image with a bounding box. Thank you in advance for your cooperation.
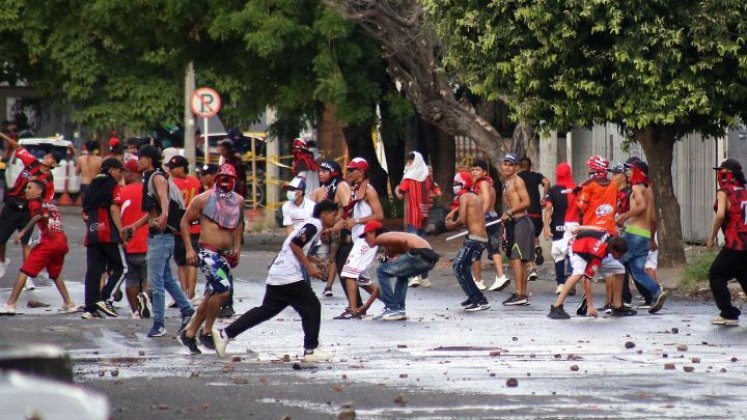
[190,87,222,118]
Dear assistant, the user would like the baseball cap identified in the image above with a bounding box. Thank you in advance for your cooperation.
[320,159,342,176]
[198,163,219,175]
[217,163,237,178]
[123,158,139,172]
[346,157,369,171]
[165,155,189,169]
[608,163,630,174]
[473,160,489,171]
[713,158,742,172]
[358,220,384,238]
[285,176,306,191]
[502,153,519,165]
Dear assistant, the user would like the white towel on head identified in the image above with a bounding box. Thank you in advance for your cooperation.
[402,151,428,182]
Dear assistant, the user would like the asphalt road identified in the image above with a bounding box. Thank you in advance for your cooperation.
[1,206,746,419]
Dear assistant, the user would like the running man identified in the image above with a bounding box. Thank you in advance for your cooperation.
[168,155,202,302]
[517,157,551,278]
[120,158,151,319]
[334,158,383,319]
[178,163,244,354]
[366,221,440,320]
[445,171,491,311]
[543,162,578,294]
[499,153,534,306]
[706,158,747,326]
[0,180,76,315]
[211,200,339,362]
[470,160,508,292]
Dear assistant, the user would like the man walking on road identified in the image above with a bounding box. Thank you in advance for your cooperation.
[120,158,151,319]
[517,157,550,279]
[168,155,202,302]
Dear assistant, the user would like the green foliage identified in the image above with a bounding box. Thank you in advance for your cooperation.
[681,250,716,293]
[427,0,747,138]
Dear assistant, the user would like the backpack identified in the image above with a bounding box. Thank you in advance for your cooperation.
[144,171,186,234]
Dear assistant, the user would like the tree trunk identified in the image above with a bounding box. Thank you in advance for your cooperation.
[342,123,388,196]
[635,125,687,267]
[428,123,456,206]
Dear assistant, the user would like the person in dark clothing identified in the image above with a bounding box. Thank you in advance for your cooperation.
[518,157,550,279]
[81,158,126,319]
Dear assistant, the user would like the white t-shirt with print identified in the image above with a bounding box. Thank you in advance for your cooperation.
[282,197,315,230]
[267,218,322,286]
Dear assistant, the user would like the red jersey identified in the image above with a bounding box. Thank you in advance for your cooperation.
[28,199,64,238]
[576,176,618,234]
[172,175,202,234]
[719,185,747,251]
[6,148,54,206]
[120,182,148,254]
[84,183,123,246]
[571,229,611,278]
[399,178,432,229]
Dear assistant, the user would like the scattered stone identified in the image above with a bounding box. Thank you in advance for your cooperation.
[731,357,738,362]
[232,377,249,385]
[512,337,518,341]
[664,363,675,370]
[231,356,242,363]
[570,365,579,371]
[637,350,643,354]
[554,354,562,359]
[110,369,119,377]
[98,370,105,377]
[720,368,727,373]
[394,393,408,406]
[189,372,200,378]
[281,354,291,362]
[489,373,496,377]
[332,384,344,392]
[399,374,408,379]
[338,402,356,420]
[683,366,695,372]
[506,378,519,387]
[26,300,50,308]
[150,404,169,411]
[663,353,668,358]
[691,357,701,363]
[676,344,688,352]
[222,365,235,373]
[529,354,536,358]
[138,350,146,356]
[489,351,501,357]
[671,327,679,334]
[397,344,407,348]
[625,341,635,349]
[341,374,348,380]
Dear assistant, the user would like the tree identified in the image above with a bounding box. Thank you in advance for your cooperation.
[428,0,747,267]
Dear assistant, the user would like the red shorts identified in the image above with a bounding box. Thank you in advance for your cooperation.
[21,233,69,279]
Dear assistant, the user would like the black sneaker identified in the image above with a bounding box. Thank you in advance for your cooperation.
[502,293,528,306]
[180,310,195,333]
[322,287,333,297]
[649,290,668,314]
[217,305,235,319]
[460,297,474,307]
[179,331,202,355]
[199,332,215,350]
[96,300,118,317]
[534,247,544,265]
[527,270,538,281]
[464,301,491,312]
[597,303,613,314]
[576,296,588,316]
[610,306,638,317]
[548,305,571,320]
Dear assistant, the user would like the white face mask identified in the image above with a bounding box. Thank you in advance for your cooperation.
[286,190,298,201]
[452,185,463,195]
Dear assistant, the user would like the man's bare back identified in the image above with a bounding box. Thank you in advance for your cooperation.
[375,231,430,257]
[446,193,488,238]
[626,184,654,231]
[477,179,497,214]
[77,154,102,184]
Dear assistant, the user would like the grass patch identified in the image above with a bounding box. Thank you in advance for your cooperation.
[680,251,717,294]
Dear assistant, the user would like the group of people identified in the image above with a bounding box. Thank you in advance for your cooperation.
[1,123,746,362]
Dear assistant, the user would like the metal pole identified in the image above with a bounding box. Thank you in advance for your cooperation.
[445,219,502,241]
[203,117,209,164]
[183,62,195,173]
[251,137,257,209]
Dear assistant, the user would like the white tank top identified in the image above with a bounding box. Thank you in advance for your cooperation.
[351,187,373,240]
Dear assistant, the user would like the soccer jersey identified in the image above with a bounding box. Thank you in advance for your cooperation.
[84,183,123,246]
[571,229,611,278]
[545,185,575,240]
[120,182,148,254]
[576,176,618,234]
[719,185,747,251]
[399,178,432,229]
[28,200,64,238]
[518,171,545,216]
[172,175,202,234]
[267,219,322,285]
[6,149,54,206]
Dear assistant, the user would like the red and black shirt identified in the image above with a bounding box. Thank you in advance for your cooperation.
[83,175,123,246]
[5,149,54,208]
[571,229,611,278]
[717,185,747,251]
[29,199,64,238]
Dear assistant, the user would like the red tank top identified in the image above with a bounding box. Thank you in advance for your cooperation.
[718,185,747,251]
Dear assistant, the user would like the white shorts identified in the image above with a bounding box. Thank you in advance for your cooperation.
[340,241,378,285]
[645,249,658,270]
[570,252,626,278]
[551,223,578,262]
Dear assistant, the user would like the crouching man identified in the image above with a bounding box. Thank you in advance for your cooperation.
[362,221,440,321]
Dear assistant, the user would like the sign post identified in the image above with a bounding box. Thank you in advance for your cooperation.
[190,87,221,164]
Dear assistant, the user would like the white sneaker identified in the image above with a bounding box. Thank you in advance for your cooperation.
[212,328,230,358]
[25,278,36,291]
[555,284,565,294]
[474,279,487,290]
[420,277,432,288]
[0,258,8,278]
[711,316,739,326]
[303,348,332,363]
[0,304,16,315]
[408,276,421,288]
[131,310,141,319]
[166,299,176,308]
[190,296,202,305]
[58,303,78,314]
[488,275,510,292]
[382,310,407,321]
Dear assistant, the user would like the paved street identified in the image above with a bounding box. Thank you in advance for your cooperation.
[1,206,746,419]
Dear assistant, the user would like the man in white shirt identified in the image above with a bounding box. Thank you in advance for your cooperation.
[211,200,339,363]
[282,176,315,234]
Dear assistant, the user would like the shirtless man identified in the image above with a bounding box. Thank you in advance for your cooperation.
[364,222,440,321]
[334,158,383,319]
[617,160,667,313]
[499,153,534,306]
[178,164,244,354]
[470,161,508,291]
[445,171,491,311]
[76,140,103,203]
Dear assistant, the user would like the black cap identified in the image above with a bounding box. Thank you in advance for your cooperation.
[138,145,161,163]
[713,158,742,172]
[218,138,234,150]
[198,163,219,175]
[165,155,189,169]
[473,159,489,170]
[101,157,124,171]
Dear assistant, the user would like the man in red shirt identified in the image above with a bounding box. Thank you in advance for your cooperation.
[81,158,125,319]
[120,158,151,319]
[167,155,202,302]
[0,180,76,314]
[395,151,433,288]
[0,132,56,279]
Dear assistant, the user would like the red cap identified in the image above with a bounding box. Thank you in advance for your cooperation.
[358,220,384,238]
[346,157,369,172]
[292,138,308,151]
[123,158,140,172]
[217,163,237,178]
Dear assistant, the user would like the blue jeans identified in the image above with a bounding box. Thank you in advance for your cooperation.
[620,232,661,298]
[453,239,487,302]
[147,234,193,327]
[377,252,435,311]
[405,225,430,279]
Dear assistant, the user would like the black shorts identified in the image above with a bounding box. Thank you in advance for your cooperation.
[174,233,201,266]
[0,205,33,246]
[485,216,502,258]
[529,214,543,239]
[503,216,535,262]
